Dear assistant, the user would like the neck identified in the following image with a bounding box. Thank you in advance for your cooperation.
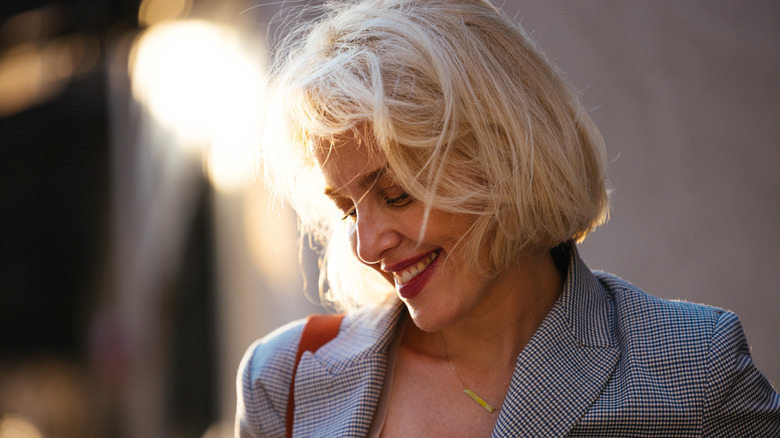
[405,248,564,372]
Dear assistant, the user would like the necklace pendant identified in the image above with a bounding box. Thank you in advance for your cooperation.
[463,389,497,413]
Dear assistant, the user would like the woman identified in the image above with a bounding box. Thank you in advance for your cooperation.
[237,0,780,436]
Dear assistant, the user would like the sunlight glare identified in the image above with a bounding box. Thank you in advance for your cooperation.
[129,19,265,191]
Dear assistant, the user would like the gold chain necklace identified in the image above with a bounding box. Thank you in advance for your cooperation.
[441,335,499,414]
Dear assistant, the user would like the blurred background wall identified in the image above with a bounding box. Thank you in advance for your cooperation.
[0,0,777,437]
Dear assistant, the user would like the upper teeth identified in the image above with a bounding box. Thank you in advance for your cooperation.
[393,251,439,285]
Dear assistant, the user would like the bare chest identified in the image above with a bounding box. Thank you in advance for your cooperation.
[378,347,509,437]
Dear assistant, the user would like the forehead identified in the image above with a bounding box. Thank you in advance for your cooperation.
[311,134,387,190]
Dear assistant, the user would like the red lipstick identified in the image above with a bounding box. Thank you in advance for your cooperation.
[394,250,440,300]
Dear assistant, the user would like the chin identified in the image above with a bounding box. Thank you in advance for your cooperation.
[403,302,452,333]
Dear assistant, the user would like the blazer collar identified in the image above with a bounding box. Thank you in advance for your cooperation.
[493,244,619,437]
[291,298,404,437]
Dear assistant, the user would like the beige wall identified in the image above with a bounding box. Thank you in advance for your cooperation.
[502,1,780,385]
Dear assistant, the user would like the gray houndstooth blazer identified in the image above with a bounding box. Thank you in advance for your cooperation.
[236,246,780,437]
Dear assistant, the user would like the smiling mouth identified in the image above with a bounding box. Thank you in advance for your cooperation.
[392,250,440,285]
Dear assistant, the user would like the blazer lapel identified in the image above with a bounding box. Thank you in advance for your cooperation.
[493,247,620,437]
[291,300,404,437]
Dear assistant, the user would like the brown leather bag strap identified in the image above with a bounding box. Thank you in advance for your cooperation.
[286,314,344,438]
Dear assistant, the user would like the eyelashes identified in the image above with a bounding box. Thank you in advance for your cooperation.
[340,191,413,221]
[385,192,411,207]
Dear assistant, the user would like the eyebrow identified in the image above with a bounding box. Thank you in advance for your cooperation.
[323,166,387,198]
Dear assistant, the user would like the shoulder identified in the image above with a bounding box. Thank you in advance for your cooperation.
[238,302,394,390]
[589,271,725,379]
[589,271,780,434]
[236,300,404,437]
[236,318,306,437]
[594,270,725,334]
[594,270,729,366]
[238,302,397,390]
[241,318,307,400]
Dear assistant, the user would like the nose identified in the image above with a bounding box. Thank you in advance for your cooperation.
[352,206,401,265]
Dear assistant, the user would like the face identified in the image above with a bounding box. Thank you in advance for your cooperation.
[314,135,521,333]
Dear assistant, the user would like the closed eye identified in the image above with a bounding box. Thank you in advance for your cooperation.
[386,192,412,207]
[341,207,357,221]
[339,193,410,220]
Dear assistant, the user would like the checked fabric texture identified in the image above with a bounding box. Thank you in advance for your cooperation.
[237,247,780,437]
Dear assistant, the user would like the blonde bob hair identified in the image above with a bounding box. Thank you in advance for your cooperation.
[261,0,610,311]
